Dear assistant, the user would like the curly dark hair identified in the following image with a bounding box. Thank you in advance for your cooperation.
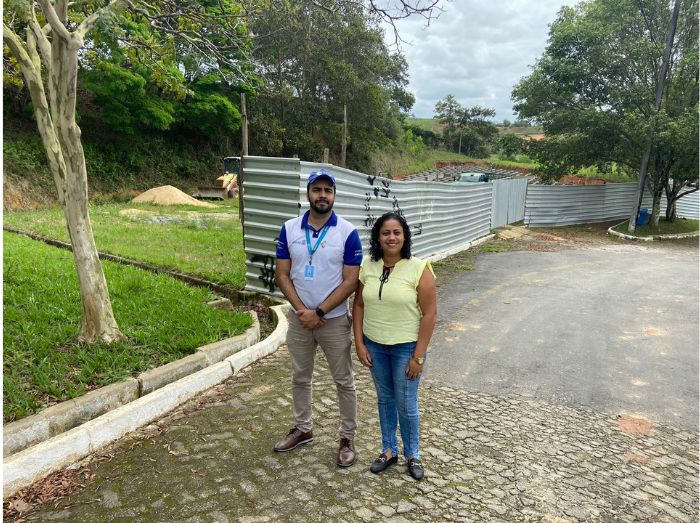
[369,212,412,262]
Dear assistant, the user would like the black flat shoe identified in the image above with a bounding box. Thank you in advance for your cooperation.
[408,457,424,480]
[370,453,398,474]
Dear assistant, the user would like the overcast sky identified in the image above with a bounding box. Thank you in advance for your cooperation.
[385,0,579,121]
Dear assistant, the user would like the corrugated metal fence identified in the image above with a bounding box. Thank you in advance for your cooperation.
[243,156,690,295]
[524,184,654,227]
[243,157,493,295]
[299,162,493,259]
[243,157,301,295]
[492,178,528,228]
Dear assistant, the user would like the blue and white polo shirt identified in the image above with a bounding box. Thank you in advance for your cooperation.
[276,211,362,318]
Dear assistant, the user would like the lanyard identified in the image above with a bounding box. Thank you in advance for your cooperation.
[305,225,330,265]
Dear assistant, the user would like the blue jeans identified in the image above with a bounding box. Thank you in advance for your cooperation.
[364,335,424,460]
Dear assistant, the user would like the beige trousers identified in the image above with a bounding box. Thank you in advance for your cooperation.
[286,312,357,439]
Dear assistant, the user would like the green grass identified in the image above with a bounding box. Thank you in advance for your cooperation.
[477,242,513,253]
[407,118,439,132]
[482,154,538,169]
[576,164,635,183]
[611,217,699,236]
[3,199,246,288]
[3,232,253,423]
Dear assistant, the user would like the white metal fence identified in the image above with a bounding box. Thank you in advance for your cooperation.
[524,184,654,227]
[242,156,693,296]
[492,178,528,228]
[243,157,493,295]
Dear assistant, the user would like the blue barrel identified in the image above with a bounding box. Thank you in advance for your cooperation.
[636,208,650,227]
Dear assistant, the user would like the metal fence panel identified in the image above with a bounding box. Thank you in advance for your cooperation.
[524,184,653,227]
[508,178,529,224]
[492,178,528,228]
[244,157,492,297]
[300,162,492,259]
[243,156,301,295]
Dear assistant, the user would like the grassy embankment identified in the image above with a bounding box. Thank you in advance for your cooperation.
[3,119,227,209]
[3,199,253,423]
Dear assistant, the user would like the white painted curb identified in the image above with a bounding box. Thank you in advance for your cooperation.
[607,221,699,241]
[3,304,290,499]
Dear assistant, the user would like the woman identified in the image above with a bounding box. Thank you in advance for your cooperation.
[353,212,437,480]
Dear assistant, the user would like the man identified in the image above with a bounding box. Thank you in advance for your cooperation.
[274,168,362,467]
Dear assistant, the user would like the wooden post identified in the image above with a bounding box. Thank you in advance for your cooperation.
[241,93,249,156]
[341,104,347,167]
[239,93,248,224]
[323,148,329,163]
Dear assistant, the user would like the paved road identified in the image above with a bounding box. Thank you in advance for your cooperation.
[428,242,699,431]
[16,349,699,522]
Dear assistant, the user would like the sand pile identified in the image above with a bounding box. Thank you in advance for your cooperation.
[131,185,218,208]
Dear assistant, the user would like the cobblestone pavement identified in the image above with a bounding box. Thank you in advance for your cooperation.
[21,348,699,522]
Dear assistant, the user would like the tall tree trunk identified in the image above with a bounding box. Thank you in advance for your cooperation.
[54,28,125,344]
[4,5,125,345]
[666,198,677,222]
[651,188,663,228]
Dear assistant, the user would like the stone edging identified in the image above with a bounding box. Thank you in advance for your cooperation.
[3,312,260,459]
[607,221,699,241]
[3,304,290,499]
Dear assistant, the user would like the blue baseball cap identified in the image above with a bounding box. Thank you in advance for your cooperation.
[307,169,336,188]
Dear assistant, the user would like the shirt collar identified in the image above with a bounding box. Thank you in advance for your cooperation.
[300,210,337,230]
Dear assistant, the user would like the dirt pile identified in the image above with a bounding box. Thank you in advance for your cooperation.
[131,185,218,208]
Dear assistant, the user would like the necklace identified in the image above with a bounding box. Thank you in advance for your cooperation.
[378,264,395,300]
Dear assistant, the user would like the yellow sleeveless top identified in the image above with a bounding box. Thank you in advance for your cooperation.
[358,255,435,345]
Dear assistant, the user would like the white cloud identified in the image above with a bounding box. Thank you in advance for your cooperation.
[385,0,579,120]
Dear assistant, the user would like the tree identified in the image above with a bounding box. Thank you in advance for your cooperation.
[512,0,698,225]
[434,94,461,135]
[434,96,498,156]
[497,133,525,160]
[3,0,252,343]
[248,0,416,171]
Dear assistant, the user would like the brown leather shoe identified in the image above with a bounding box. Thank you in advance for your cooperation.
[337,437,356,467]
[273,427,314,452]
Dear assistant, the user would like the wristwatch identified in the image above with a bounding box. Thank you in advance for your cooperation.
[315,307,326,318]
[413,355,425,365]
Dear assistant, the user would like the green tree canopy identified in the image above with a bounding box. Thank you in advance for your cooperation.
[433,95,498,157]
[247,0,415,171]
[512,0,698,219]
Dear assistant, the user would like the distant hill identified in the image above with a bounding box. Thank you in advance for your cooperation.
[406,118,542,138]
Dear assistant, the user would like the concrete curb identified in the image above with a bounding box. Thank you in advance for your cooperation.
[3,304,290,499]
[607,221,699,241]
[3,312,260,458]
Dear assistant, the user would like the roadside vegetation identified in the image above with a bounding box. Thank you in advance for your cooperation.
[3,232,253,423]
[4,200,246,288]
[611,218,699,237]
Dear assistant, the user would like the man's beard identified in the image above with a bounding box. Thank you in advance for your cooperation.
[309,199,333,214]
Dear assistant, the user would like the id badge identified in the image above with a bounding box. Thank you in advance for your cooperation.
[304,265,316,281]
